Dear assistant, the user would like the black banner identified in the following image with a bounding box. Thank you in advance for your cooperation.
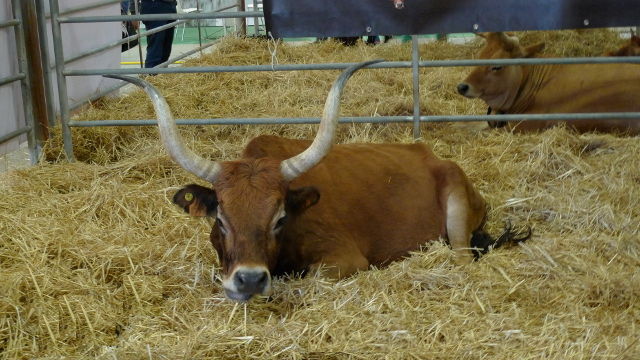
[264,0,640,38]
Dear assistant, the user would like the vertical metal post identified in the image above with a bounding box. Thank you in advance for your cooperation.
[134,0,144,68]
[35,0,57,127]
[49,0,75,161]
[12,0,40,164]
[235,0,246,36]
[196,0,202,52]
[411,35,421,139]
[252,0,258,36]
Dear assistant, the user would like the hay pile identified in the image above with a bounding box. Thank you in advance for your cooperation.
[2,30,639,358]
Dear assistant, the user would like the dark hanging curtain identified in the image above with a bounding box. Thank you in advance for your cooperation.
[263,0,640,38]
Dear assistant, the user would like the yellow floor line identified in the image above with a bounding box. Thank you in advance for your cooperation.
[120,61,185,65]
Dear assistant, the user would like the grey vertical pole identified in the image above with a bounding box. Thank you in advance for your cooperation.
[235,0,246,36]
[411,35,421,139]
[252,0,258,35]
[196,0,202,52]
[134,0,144,68]
[12,0,40,164]
[49,0,75,161]
[35,0,57,127]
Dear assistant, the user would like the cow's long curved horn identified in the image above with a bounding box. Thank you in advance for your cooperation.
[104,75,221,182]
[280,59,383,181]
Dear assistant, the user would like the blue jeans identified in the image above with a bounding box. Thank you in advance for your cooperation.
[141,0,177,68]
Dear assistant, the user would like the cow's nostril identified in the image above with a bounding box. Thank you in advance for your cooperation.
[457,83,469,95]
[234,269,269,293]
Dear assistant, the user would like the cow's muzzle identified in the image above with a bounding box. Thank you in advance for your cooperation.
[394,0,405,9]
[223,266,271,302]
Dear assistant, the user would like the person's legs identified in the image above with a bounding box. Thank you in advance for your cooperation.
[140,1,177,68]
[142,20,168,68]
[161,21,175,64]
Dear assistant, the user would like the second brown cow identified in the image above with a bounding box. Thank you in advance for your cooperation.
[457,32,640,134]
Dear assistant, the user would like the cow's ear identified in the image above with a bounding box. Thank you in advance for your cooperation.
[286,187,320,215]
[523,42,545,58]
[173,184,218,217]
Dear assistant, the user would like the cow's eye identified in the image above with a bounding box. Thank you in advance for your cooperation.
[490,66,503,71]
[274,216,287,231]
[216,217,226,233]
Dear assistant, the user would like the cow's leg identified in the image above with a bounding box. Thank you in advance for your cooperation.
[309,244,369,279]
[441,166,487,265]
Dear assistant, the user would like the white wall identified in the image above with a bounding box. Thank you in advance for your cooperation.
[42,0,120,110]
[0,0,24,155]
[0,0,120,157]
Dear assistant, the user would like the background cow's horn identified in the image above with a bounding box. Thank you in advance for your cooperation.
[104,75,221,182]
[280,59,383,181]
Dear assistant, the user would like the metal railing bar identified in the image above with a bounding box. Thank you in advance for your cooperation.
[156,37,218,68]
[411,35,420,139]
[57,19,187,68]
[67,112,640,127]
[0,73,26,87]
[36,0,57,127]
[50,0,74,161]
[69,117,412,127]
[63,55,640,76]
[45,0,121,19]
[0,19,19,29]
[12,0,40,164]
[63,2,235,69]
[215,4,238,12]
[0,126,31,144]
[68,39,220,112]
[59,11,263,23]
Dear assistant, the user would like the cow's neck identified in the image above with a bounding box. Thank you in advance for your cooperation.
[273,223,320,276]
[501,64,551,114]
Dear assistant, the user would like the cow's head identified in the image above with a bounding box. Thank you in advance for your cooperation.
[392,0,405,9]
[106,60,380,301]
[456,32,545,110]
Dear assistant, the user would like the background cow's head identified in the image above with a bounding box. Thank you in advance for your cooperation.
[106,60,380,301]
[456,32,545,110]
[607,34,640,57]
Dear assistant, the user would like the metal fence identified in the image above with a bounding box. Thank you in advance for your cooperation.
[20,1,640,162]
[0,0,41,164]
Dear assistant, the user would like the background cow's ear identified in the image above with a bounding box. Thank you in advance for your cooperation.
[286,187,320,215]
[524,42,545,58]
[173,184,218,217]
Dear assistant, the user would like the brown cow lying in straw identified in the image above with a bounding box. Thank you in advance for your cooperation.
[457,32,640,134]
[107,61,529,302]
[607,33,640,57]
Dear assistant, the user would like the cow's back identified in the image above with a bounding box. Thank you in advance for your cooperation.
[244,135,456,266]
[515,63,640,133]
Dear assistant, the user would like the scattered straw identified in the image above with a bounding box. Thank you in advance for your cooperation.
[2,30,639,358]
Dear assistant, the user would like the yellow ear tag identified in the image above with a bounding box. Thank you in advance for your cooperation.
[184,192,194,202]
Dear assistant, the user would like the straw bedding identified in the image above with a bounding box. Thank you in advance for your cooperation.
[2,30,639,359]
